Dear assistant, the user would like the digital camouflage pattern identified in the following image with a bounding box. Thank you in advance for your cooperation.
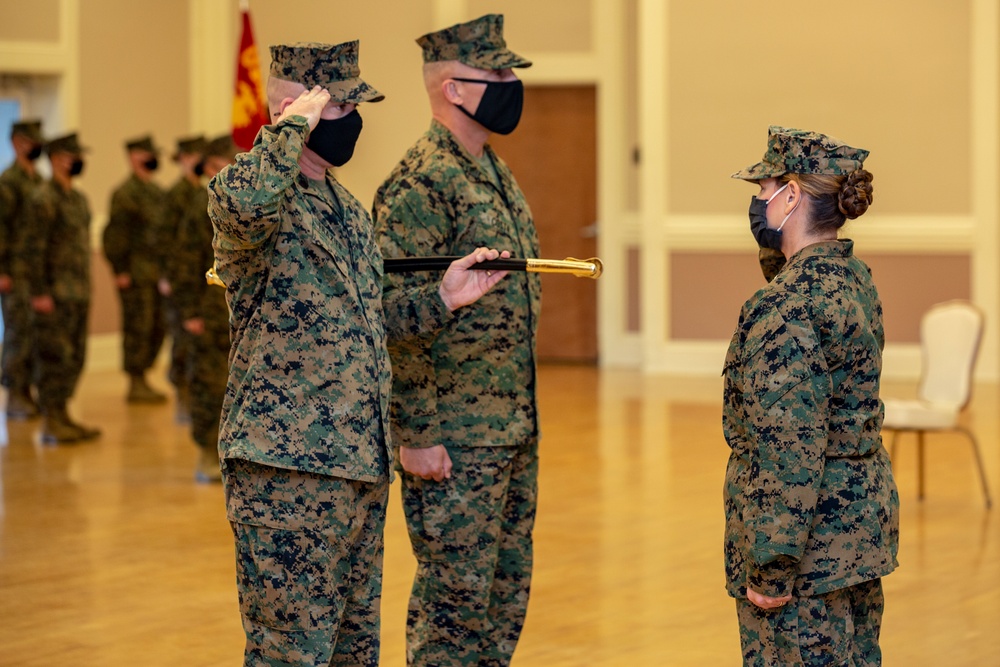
[401,441,538,666]
[737,578,885,666]
[0,161,43,394]
[373,119,541,664]
[24,179,92,411]
[269,41,384,104]
[45,133,85,156]
[758,247,786,283]
[723,240,899,604]
[732,126,869,182]
[373,120,541,451]
[224,458,388,667]
[104,174,167,375]
[209,115,453,481]
[417,13,532,70]
[170,186,229,449]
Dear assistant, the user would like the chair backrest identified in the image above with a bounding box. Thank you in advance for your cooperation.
[918,300,984,409]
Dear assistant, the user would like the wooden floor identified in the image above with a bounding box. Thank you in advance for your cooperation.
[1,365,998,666]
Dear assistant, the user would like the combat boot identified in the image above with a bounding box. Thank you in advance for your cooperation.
[40,412,82,445]
[127,374,167,404]
[66,413,102,440]
[6,391,39,420]
[195,446,222,483]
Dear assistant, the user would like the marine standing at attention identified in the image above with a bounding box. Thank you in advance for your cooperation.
[723,126,899,666]
[373,14,542,667]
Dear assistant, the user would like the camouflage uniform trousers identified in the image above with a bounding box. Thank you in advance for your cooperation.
[189,325,229,450]
[400,438,539,667]
[223,457,389,667]
[33,299,88,412]
[736,578,885,666]
[163,295,193,390]
[118,283,165,375]
[1,286,37,393]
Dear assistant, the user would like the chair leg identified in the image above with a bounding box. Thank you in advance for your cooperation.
[917,431,926,501]
[959,427,993,510]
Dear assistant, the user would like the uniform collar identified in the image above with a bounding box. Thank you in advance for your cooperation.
[787,239,854,266]
[428,120,498,186]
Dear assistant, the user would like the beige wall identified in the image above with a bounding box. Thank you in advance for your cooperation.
[1,0,998,378]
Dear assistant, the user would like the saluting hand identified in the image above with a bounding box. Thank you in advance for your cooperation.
[276,85,331,133]
[439,247,509,312]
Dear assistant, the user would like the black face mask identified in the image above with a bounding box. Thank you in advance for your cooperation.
[306,109,363,167]
[453,78,524,135]
[27,144,43,161]
[70,158,85,177]
[194,161,205,177]
[748,196,782,250]
[144,157,159,172]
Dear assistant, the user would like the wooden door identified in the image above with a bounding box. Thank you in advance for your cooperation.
[490,85,598,363]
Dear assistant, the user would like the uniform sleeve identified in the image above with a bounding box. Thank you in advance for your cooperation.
[102,187,135,276]
[0,180,12,275]
[208,117,308,255]
[374,187,454,449]
[23,191,55,297]
[741,303,830,598]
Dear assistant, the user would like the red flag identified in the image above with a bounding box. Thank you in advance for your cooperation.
[231,7,269,150]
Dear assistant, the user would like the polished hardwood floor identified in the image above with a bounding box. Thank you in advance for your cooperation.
[1,365,998,666]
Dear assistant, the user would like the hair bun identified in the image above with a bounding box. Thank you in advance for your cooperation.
[838,169,874,219]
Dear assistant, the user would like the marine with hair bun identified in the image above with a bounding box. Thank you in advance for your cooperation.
[723,126,899,666]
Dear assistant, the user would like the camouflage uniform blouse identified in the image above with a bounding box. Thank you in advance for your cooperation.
[24,180,92,303]
[372,120,541,450]
[0,163,42,282]
[209,117,452,482]
[103,174,165,285]
[171,187,228,335]
[723,240,899,600]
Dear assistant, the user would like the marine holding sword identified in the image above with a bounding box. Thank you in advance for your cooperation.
[372,14,543,667]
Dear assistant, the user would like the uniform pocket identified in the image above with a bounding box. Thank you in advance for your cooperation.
[232,522,336,632]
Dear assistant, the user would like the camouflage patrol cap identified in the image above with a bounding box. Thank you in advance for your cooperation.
[203,133,239,159]
[46,133,86,156]
[417,14,532,70]
[125,135,159,154]
[174,135,206,158]
[11,119,43,143]
[269,40,384,104]
[732,125,869,181]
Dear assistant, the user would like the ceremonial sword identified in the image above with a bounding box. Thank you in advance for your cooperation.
[206,256,603,287]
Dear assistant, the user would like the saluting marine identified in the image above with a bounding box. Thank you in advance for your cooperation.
[208,39,507,666]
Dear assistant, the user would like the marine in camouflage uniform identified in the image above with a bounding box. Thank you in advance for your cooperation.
[0,120,44,419]
[724,127,899,666]
[372,15,541,666]
[24,133,100,443]
[170,134,231,483]
[102,135,168,403]
[161,135,207,421]
[209,41,505,667]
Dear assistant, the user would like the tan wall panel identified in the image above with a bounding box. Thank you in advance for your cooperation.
[669,250,971,344]
[0,0,60,42]
[77,0,191,223]
[89,249,120,335]
[665,0,971,216]
[467,0,593,53]
[859,252,971,344]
